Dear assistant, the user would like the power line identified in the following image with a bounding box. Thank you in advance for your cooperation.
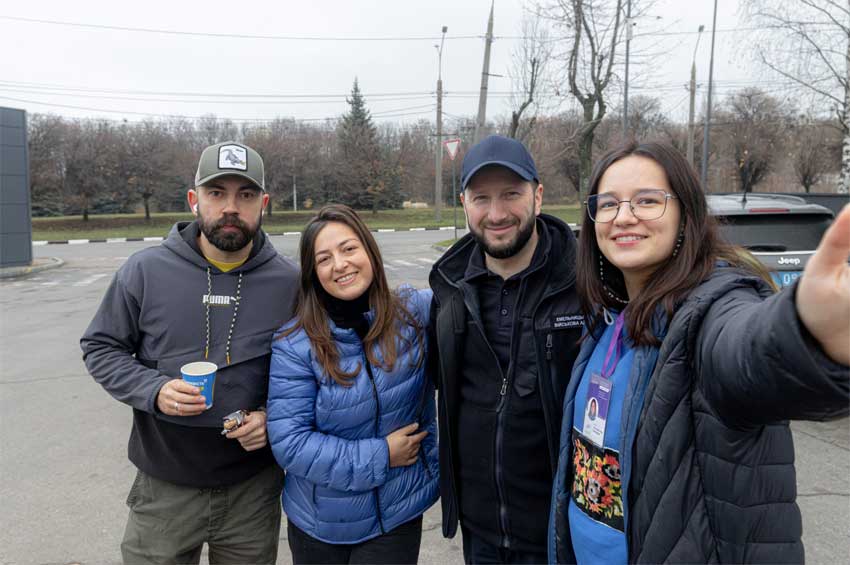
[0,86,437,106]
[0,15,524,41]
[0,78,813,101]
[632,22,837,39]
[0,80,436,99]
[0,94,435,122]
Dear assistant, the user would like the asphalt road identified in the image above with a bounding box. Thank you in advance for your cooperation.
[1,231,847,564]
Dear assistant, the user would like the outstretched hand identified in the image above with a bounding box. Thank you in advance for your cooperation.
[796,204,850,366]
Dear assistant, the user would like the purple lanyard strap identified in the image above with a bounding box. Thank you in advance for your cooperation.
[601,311,626,380]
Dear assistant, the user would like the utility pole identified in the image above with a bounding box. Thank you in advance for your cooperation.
[473,1,494,143]
[622,0,632,138]
[435,26,447,222]
[840,34,850,194]
[700,0,718,190]
[687,25,705,167]
[291,154,297,212]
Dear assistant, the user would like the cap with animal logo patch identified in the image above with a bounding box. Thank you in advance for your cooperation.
[195,141,265,191]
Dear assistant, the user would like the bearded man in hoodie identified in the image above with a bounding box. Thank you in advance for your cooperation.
[81,141,298,564]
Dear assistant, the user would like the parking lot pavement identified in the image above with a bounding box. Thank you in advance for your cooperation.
[2,233,847,563]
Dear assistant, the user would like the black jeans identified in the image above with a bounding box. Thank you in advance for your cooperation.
[461,526,548,565]
[287,516,423,565]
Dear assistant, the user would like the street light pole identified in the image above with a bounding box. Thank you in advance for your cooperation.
[687,25,705,168]
[700,0,718,190]
[435,26,447,222]
[622,0,633,138]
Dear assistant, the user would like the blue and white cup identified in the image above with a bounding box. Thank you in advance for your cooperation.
[180,361,217,409]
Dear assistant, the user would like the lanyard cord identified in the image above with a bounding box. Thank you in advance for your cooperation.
[204,267,243,366]
[600,311,626,379]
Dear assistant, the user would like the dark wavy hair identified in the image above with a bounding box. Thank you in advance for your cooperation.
[577,141,772,346]
[278,204,424,386]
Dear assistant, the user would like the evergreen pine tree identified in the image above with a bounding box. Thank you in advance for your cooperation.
[338,78,385,211]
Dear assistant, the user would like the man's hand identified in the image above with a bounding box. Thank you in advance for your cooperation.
[797,204,850,366]
[156,379,207,416]
[225,410,268,451]
[386,423,428,467]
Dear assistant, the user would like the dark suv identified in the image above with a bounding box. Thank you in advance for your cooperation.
[707,193,835,289]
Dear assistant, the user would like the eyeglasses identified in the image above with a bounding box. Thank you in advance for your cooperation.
[585,189,677,223]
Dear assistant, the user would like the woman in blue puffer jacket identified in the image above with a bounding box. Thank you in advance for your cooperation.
[267,204,438,565]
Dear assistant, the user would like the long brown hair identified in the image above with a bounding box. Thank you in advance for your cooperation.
[279,204,424,386]
[577,141,773,346]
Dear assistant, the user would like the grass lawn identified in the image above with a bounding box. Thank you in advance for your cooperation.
[31,205,582,241]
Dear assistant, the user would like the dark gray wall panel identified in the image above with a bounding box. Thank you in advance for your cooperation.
[0,233,32,265]
[1,203,30,232]
[0,108,25,128]
[0,175,27,204]
[0,107,32,267]
[1,145,26,176]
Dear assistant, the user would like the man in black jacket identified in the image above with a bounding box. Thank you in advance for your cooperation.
[429,135,583,563]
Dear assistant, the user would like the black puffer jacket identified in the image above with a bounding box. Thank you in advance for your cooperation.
[549,267,849,563]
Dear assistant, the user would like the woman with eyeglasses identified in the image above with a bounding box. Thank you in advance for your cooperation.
[548,142,849,564]
[267,205,438,564]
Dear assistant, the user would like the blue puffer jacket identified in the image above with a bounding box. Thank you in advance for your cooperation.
[268,287,439,544]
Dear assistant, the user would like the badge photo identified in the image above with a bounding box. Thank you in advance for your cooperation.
[218,145,248,171]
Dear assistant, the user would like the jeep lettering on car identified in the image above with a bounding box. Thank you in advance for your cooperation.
[707,193,836,289]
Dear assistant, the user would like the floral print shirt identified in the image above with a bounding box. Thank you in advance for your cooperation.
[567,318,634,564]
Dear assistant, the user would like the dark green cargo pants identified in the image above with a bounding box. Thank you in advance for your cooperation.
[121,465,284,564]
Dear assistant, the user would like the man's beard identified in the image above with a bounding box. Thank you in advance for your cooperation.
[197,210,259,252]
[469,210,536,260]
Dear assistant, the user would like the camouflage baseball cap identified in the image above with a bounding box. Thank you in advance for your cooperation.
[194,141,265,191]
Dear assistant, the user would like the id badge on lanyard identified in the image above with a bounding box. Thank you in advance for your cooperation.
[582,312,625,447]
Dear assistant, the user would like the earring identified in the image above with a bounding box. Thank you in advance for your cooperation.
[599,255,629,305]
[671,228,684,258]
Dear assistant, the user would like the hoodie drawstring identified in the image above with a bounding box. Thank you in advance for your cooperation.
[205,267,243,366]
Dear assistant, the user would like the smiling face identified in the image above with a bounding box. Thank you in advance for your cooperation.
[462,166,542,260]
[595,155,682,295]
[313,221,375,301]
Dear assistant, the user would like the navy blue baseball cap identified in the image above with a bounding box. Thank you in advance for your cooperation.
[461,135,539,190]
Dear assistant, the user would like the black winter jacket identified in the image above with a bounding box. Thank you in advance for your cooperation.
[430,214,584,545]
[549,267,850,564]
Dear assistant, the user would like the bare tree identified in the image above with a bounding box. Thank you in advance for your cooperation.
[622,95,668,140]
[789,117,835,192]
[508,15,553,141]
[121,121,178,220]
[717,88,791,193]
[28,114,67,216]
[61,120,123,220]
[743,0,850,192]
[538,0,630,200]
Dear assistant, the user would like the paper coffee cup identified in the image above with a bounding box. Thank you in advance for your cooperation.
[180,361,217,409]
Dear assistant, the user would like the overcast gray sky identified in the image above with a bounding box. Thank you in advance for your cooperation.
[0,0,786,126]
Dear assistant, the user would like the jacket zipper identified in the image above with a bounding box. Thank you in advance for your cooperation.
[363,354,386,534]
[530,281,575,475]
[419,447,433,480]
[465,305,512,549]
[494,387,510,548]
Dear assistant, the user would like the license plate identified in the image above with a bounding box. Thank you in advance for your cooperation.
[770,271,802,288]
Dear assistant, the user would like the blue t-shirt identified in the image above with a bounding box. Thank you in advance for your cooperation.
[568,315,633,564]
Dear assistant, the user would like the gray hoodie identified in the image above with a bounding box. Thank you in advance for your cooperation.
[81,221,298,428]
[81,221,298,486]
